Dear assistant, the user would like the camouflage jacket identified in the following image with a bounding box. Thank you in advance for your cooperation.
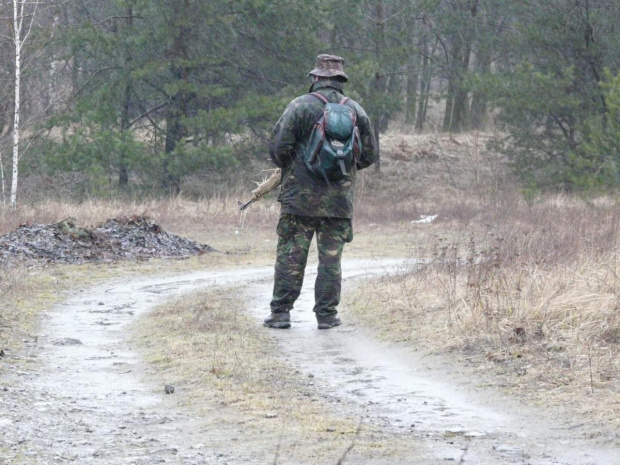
[269,79,377,219]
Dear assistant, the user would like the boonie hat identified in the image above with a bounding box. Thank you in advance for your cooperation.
[308,54,348,82]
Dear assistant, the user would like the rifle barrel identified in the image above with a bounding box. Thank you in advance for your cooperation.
[239,199,254,211]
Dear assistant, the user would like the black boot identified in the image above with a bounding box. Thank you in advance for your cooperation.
[263,312,291,329]
[316,315,341,330]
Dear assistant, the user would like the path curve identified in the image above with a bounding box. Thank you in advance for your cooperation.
[0,259,617,464]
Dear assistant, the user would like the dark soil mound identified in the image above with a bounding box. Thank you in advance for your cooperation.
[0,215,213,265]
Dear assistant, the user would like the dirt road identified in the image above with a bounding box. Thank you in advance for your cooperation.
[1,260,618,464]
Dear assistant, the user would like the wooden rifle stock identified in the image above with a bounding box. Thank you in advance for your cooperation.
[238,168,282,211]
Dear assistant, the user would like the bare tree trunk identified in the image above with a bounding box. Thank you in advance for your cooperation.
[442,38,461,132]
[10,0,22,210]
[9,0,37,210]
[452,40,472,132]
[470,54,490,130]
[0,146,5,208]
[415,37,432,132]
[442,40,472,133]
[119,2,134,187]
[442,0,477,134]
[372,0,385,172]
[405,58,419,125]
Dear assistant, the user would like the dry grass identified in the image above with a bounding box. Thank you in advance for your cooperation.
[0,252,252,356]
[0,196,275,241]
[136,287,340,422]
[0,196,424,266]
[348,192,620,430]
[0,264,95,352]
[0,131,506,240]
[134,286,424,464]
[0,266,31,347]
[0,196,286,269]
[355,131,510,223]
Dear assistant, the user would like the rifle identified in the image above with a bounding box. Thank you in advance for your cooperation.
[238,168,282,211]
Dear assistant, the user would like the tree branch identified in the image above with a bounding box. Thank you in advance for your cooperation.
[129,102,168,128]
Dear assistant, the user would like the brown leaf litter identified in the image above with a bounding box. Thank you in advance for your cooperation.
[0,215,214,265]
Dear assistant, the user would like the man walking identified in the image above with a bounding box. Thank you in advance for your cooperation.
[264,54,377,330]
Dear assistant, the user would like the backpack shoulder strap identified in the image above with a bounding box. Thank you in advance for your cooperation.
[309,92,329,104]
[338,97,357,124]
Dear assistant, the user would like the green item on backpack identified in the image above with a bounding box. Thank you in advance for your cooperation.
[303,92,362,183]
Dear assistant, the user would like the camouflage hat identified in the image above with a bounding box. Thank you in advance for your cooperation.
[308,54,348,82]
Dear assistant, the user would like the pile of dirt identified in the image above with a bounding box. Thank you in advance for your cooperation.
[0,215,213,265]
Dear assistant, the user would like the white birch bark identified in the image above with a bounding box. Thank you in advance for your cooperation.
[9,0,38,210]
[9,0,22,210]
[0,147,5,208]
[10,5,21,210]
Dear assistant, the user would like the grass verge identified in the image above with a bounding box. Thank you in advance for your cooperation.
[0,251,237,357]
[347,194,620,436]
[134,285,429,464]
[0,266,62,353]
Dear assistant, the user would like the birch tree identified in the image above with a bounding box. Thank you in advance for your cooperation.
[5,0,39,209]
[0,124,8,206]
[0,146,5,207]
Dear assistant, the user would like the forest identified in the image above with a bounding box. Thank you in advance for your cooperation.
[1,0,620,208]
[2,3,620,462]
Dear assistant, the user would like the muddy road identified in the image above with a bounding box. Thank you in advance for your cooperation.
[1,260,618,464]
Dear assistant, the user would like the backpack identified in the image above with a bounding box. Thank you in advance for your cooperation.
[302,92,362,183]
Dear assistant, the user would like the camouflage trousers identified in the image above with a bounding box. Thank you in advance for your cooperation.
[270,214,353,317]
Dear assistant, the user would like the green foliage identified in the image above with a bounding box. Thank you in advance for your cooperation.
[327,0,417,132]
[579,71,620,190]
[37,124,149,196]
[36,0,326,198]
[11,0,620,199]
[489,64,581,188]
[485,0,620,190]
[159,140,237,179]
[491,66,620,191]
